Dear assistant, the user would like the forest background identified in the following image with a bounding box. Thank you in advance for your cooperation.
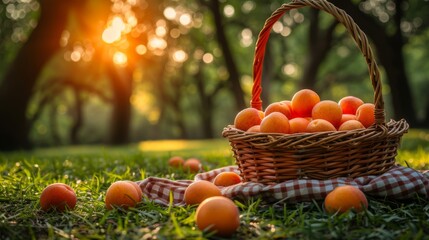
[0,0,428,151]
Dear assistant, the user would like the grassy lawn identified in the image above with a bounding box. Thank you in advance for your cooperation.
[1,130,428,239]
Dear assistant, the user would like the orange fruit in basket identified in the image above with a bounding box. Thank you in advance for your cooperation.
[184,180,222,205]
[246,125,261,133]
[339,96,364,115]
[340,114,357,126]
[213,172,242,187]
[234,108,263,131]
[264,101,292,119]
[324,185,368,214]
[184,158,202,173]
[312,100,343,128]
[356,103,375,128]
[280,100,295,117]
[196,196,240,237]
[306,119,336,133]
[291,89,320,118]
[289,117,310,134]
[168,156,185,168]
[338,120,365,131]
[260,112,290,134]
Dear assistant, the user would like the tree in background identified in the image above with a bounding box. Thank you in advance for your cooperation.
[0,0,83,150]
[0,0,428,151]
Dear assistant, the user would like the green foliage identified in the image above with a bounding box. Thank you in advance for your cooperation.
[1,0,428,148]
[1,131,428,239]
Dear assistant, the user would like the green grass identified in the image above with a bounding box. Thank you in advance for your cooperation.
[0,131,428,239]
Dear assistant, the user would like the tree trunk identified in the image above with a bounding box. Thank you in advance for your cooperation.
[0,0,75,150]
[108,65,132,145]
[195,63,214,139]
[209,0,246,112]
[301,9,338,91]
[70,86,83,144]
[171,69,187,139]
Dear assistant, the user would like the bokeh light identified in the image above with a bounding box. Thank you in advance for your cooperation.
[136,44,147,55]
[224,5,235,17]
[173,50,188,63]
[202,53,213,64]
[164,7,176,20]
[113,51,128,66]
[179,13,192,26]
[102,27,121,44]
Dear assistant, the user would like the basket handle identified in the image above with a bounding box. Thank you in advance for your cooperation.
[251,0,385,124]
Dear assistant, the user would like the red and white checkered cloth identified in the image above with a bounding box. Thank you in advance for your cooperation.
[137,165,429,206]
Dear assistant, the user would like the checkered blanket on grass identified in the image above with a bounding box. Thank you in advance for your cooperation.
[137,165,429,206]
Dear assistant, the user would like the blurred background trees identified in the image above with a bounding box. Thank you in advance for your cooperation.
[0,0,428,150]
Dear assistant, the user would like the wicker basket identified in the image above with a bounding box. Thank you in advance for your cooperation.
[222,0,409,184]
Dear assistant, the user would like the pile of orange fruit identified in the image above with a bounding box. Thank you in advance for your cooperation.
[234,89,375,134]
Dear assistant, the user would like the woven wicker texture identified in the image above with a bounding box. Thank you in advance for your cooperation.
[222,0,409,184]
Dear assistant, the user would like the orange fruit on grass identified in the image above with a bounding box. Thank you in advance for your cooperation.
[340,114,357,126]
[260,112,290,134]
[289,117,310,134]
[306,119,336,133]
[291,89,320,117]
[356,103,375,128]
[168,156,185,168]
[234,107,263,131]
[339,96,364,115]
[124,180,143,202]
[213,172,242,187]
[196,196,240,237]
[324,185,368,214]
[105,181,141,210]
[246,125,261,133]
[184,158,202,173]
[338,120,365,131]
[40,183,77,212]
[264,101,292,119]
[312,100,343,128]
[184,180,222,205]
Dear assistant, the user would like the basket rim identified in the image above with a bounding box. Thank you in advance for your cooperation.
[222,119,409,149]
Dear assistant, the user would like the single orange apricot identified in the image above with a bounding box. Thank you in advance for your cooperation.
[184,180,222,205]
[183,158,202,173]
[312,100,343,128]
[340,114,357,126]
[196,196,240,237]
[246,125,261,133]
[324,185,368,214]
[291,89,320,118]
[356,103,375,128]
[338,120,365,131]
[264,101,292,119]
[213,172,242,187]
[306,119,336,133]
[289,117,310,134]
[338,96,364,115]
[105,181,141,210]
[234,108,263,131]
[280,100,296,118]
[260,112,290,134]
[168,156,185,168]
[40,183,77,212]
